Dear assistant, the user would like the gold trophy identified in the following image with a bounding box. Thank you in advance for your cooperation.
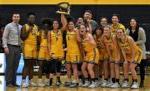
[56,2,70,15]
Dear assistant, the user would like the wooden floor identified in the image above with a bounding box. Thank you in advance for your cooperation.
[3,75,150,91]
[6,87,150,91]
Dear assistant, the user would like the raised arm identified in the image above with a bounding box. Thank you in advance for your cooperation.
[61,14,68,31]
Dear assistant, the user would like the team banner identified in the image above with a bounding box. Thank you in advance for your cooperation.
[0,0,150,4]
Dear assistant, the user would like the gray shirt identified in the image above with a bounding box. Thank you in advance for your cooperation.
[2,22,22,48]
[126,27,147,59]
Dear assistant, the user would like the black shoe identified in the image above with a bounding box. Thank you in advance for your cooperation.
[64,82,72,87]
[7,84,14,87]
[69,83,78,88]
[49,79,53,86]
[13,84,20,87]
[140,81,144,88]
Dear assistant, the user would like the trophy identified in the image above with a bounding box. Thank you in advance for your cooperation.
[56,2,70,15]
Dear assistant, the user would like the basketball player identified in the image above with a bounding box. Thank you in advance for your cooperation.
[93,27,104,86]
[115,28,142,89]
[79,24,99,88]
[101,25,120,88]
[62,17,81,88]
[47,14,67,86]
[37,18,52,87]
[21,13,39,87]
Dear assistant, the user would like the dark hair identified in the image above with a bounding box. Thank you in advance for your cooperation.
[93,26,103,35]
[52,18,58,21]
[66,16,75,24]
[112,14,120,20]
[12,11,20,17]
[100,17,108,27]
[84,10,92,15]
[12,11,20,15]
[128,18,139,32]
[100,17,108,21]
[41,18,52,29]
[42,18,52,25]
[52,19,62,29]
[27,12,36,17]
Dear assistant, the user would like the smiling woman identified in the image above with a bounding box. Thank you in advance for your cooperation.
[1,0,150,4]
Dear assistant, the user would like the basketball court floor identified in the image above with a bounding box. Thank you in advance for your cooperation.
[1,75,150,91]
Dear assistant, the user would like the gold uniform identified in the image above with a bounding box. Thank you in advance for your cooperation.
[94,35,105,61]
[118,36,142,63]
[111,23,126,35]
[38,30,50,60]
[82,34,99,64]
[102,36,117,61]
[66,31,81,63]
[23,24,39,59]
[49,30,64,59]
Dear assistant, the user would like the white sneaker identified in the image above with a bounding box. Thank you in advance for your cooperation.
[44,79,49,86]
[97,79,103,86]
[79,82,83,87]
[131,82,139,89]
[101,80,108,87]
[37,79,45,87]
[106,80,113,87]
[88,81,98,88]
[29,80,37,87]
[78,79,83,87]
[121,81,129,88]
[79,81,83,87]
[55,81,61,86]
[21,80,28,88]
[110,82,120,88]
[82,80,90,87]
[95,80,101,87]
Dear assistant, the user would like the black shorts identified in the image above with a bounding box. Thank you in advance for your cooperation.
[43,59,62,74]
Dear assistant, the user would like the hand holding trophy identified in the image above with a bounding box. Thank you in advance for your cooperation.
[56,2,70,15]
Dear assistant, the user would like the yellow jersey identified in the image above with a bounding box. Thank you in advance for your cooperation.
[24,24,39,45]
[111,23,126,35]
[49,30,64,58]
[40,30,48,47]
[66,31,80,55]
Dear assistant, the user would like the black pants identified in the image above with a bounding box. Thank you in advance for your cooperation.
[5,45,21,85]
[140,59,147,82]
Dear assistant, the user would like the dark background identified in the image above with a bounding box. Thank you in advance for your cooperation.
[0,5,149,51]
